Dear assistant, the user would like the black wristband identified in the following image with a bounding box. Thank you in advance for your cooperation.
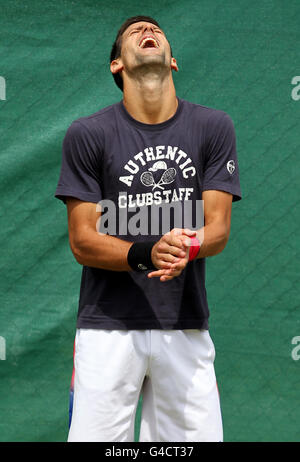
[127,241,157,272]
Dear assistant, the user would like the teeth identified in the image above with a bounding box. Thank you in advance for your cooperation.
[140,37,158,48]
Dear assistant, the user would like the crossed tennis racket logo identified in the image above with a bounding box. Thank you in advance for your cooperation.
[140,161,177,190]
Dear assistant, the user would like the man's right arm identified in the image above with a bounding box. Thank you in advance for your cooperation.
[66,198,190,272]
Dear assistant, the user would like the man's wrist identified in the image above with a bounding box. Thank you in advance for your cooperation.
[188,236,201,261]
[127,241,157,272]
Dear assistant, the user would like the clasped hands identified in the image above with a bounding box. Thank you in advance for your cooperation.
[149,228,197,282]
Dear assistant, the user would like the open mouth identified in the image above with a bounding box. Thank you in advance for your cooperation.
[139,35,159,49]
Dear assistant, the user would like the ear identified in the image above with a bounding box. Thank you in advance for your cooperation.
[171,57,179,72]
[110,58,124,75]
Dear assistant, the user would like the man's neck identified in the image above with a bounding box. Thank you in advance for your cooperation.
[122,75,178,125]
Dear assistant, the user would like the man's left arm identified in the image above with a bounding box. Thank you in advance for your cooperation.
[149,111,241,282]
[148,189,232,282]
[195,189,232,258]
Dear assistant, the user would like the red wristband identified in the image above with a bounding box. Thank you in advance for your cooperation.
[188,236,201,261]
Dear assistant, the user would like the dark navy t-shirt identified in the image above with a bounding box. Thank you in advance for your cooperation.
[55,97,242,330]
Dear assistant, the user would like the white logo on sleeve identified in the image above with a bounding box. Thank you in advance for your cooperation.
[227,160,235,175]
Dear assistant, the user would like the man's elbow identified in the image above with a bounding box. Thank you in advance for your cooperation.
[217,225,231,254]
[207,223,230,257]
[72,248,85,265]
[219,234,230,254]
[69,234,88,266]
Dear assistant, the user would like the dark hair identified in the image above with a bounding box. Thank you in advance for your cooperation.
[110,15,162,92]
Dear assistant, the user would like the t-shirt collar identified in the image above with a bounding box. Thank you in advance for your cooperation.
[118,97,183,131]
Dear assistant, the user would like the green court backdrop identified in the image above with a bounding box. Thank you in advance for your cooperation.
[0,0,300,442]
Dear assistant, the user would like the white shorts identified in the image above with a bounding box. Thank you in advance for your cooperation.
[68,329,223,442]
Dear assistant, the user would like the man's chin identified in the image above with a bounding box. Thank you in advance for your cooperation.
[135,51,167,67]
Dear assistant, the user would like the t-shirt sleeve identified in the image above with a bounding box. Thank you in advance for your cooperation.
[55,121,103,204]
[202,112,242,202]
